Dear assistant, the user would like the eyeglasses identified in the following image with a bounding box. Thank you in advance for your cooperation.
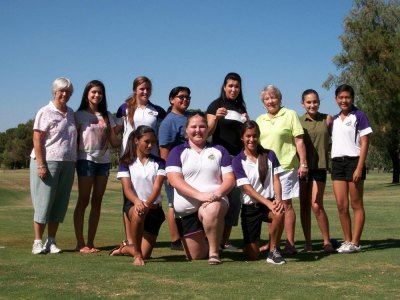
[175,95,191,101]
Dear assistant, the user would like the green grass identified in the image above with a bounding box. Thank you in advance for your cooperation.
[0,170,399,299]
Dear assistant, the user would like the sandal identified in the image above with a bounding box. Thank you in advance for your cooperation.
[283,245,298,256]
[302,245,313,253]
[208,255,222,265]
[323,243,336,254]
[109,240,129,256]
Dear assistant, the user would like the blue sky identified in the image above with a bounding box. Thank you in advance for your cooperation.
[0,0,353,132]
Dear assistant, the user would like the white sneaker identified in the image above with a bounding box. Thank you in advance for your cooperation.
[348,243,361,253]
[44,239,62,254]
[337,241,351,253]
[337,241,361,253]
[32,240,44,254]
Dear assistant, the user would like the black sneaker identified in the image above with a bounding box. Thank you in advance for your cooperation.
[170,240,183,251]
[266,249,286,265]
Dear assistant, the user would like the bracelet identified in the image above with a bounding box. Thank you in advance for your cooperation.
[38,164,47,169]
[300,164,308,168]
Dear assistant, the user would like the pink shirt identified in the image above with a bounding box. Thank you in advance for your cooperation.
[30,101,77,161]
[75,110,116,163]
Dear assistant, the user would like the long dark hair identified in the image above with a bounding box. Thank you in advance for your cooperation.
[120,125,155,165]
[78,80,111,141]
[78,80,109,119]
[218,72,246,110]
[241,120,269,186]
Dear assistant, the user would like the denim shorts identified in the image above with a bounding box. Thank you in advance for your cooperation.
[76,159,111,177]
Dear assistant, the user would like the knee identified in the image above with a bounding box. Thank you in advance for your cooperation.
[311,203,322,214]
[337,205,348,215]
[283,201,293,210]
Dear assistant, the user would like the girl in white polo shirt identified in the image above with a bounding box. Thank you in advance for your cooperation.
[331,84,372,254]
[109,126,166,266]
[232,121,285,264]
[115,76,166,247]
[166,112,235,265]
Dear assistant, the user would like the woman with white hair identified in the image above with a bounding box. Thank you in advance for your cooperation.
[30,77,77,254]
[256,85,308,256]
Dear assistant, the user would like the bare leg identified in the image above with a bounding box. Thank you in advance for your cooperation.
[243,242,260,261]
[333,180,352,242]
[269,211,285,251]
[47,221,59,238]
[283,200,296,251]
[168,208,180,242]
[74,176,94,249]
[142,231,157,259]
[349,180,365,245]
[129,208,146,266]
[222,225,232,246]
[34,222,46,240]
[311,180,332,247]
[199,201,228,258]
[299,180,312,249]
[181,231,208,260]
[87,176,108,249]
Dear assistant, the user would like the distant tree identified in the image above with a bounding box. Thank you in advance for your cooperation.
[1,120,33,169]
[324,0,400,183]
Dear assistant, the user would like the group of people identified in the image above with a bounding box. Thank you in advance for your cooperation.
[30,73,372,267]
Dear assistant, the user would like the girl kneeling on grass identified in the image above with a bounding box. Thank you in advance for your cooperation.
[166,112,235,265]
[232,121,286,264]
[109,126,166,266]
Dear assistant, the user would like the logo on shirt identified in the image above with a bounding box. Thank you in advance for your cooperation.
[208,154,216,160]
[148,110,158,116]
[345,120,352,126]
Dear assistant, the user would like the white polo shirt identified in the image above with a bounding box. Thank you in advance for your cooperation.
[331,106,372,158]
[116,101,166,154]
[117,154,166,205]
[232,150,284,205]
[166,141,233,217]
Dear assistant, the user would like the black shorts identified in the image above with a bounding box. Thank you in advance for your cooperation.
[299,169,327,183]
[175,212,204,237]
[241,202,271,245]
[331,156,366,181]
[123,199,165,236]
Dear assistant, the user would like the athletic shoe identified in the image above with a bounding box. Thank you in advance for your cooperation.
[43,239,62,254]
[221,242,238,252]
[170,240,183,251]
[336,241,350,253]
[32,240,44,254]
[348,243,361,253]
[337,241,361,253]
[267,249,286,265]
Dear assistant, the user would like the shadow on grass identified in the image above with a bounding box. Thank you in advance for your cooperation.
[61,238,400,263]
